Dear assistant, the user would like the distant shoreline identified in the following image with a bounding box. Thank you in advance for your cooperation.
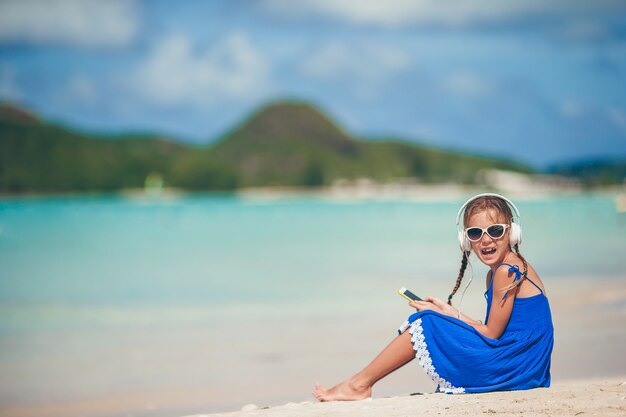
[1,181,624,202]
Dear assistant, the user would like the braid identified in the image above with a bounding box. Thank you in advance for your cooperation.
[513,244,527,270]
[513,243,528,278]
[448,250,469,305]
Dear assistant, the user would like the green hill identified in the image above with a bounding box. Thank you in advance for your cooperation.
[0,103,40,125]
[172,101,533,188]
[0,100,535,194]
[549,158,626,187]
[0,104,186,193]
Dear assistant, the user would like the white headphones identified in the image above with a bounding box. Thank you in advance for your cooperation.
[456,193,522,252]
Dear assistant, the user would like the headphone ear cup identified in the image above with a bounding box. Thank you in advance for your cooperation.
[458,230,471,252]
[509,222,522,246]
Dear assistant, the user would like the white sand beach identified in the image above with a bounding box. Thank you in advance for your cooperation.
[184,378,626,417]
[1,275,623,417]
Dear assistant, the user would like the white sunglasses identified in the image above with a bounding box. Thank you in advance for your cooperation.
[465,224,509,242]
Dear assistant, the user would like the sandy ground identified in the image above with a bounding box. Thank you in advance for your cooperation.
[184,378,626,417]
[0,277,623,417]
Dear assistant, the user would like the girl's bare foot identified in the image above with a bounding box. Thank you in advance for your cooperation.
[313,380,372,402]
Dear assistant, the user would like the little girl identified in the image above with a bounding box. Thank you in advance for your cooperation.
[314,193,554,400]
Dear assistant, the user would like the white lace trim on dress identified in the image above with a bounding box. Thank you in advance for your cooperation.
[398,318,465,394]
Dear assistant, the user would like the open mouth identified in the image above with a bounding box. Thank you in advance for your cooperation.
[481,247,497,256]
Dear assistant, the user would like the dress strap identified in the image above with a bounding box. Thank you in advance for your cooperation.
[497,263,543,294]
[525,277,544,294]
[492,263,543,301]
[495,263,526,302]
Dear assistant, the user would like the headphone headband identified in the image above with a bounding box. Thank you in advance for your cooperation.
[456,193,521,228]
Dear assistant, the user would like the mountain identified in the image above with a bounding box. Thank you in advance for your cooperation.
[173,101,533,188]
[198,101,360,187]
[548,158,626,187]
[0,105,186,193]
[1,100,538,194]
[0,103,40,125]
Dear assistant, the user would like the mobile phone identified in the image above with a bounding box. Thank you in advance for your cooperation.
[398,287,423,302]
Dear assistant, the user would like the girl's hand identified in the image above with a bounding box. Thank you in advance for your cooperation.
[409,300,438,313]
[425,296,459,318]
[409,296,459,319]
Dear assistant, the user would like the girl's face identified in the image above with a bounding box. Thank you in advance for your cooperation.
[466,209,511,270]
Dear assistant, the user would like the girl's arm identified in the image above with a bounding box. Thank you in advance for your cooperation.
[409,267,517,339]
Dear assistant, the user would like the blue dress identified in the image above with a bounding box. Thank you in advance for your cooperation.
[397,263,554,394]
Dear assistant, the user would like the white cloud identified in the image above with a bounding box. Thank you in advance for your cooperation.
[130,32,270,107]
[0,0,138,48]
[561,100,587,119]
[442,71,493,97]
[557,20,611,42]
[299,41,411,100]
[67,74,98,105]
[607,107,626,135]
[263,0,626,28]
[559,102,626,135]
[301,41,410,81]
[0,65,21,101]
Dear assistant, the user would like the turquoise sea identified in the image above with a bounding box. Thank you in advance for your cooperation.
[0,192,624,417]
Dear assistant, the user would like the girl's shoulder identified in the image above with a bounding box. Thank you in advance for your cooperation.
[502,254,547,297]
[488,255,545,291]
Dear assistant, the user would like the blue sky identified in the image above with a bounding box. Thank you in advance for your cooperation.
[1,0,625,169]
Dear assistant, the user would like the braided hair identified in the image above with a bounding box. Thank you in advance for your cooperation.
[447,250,470,305]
